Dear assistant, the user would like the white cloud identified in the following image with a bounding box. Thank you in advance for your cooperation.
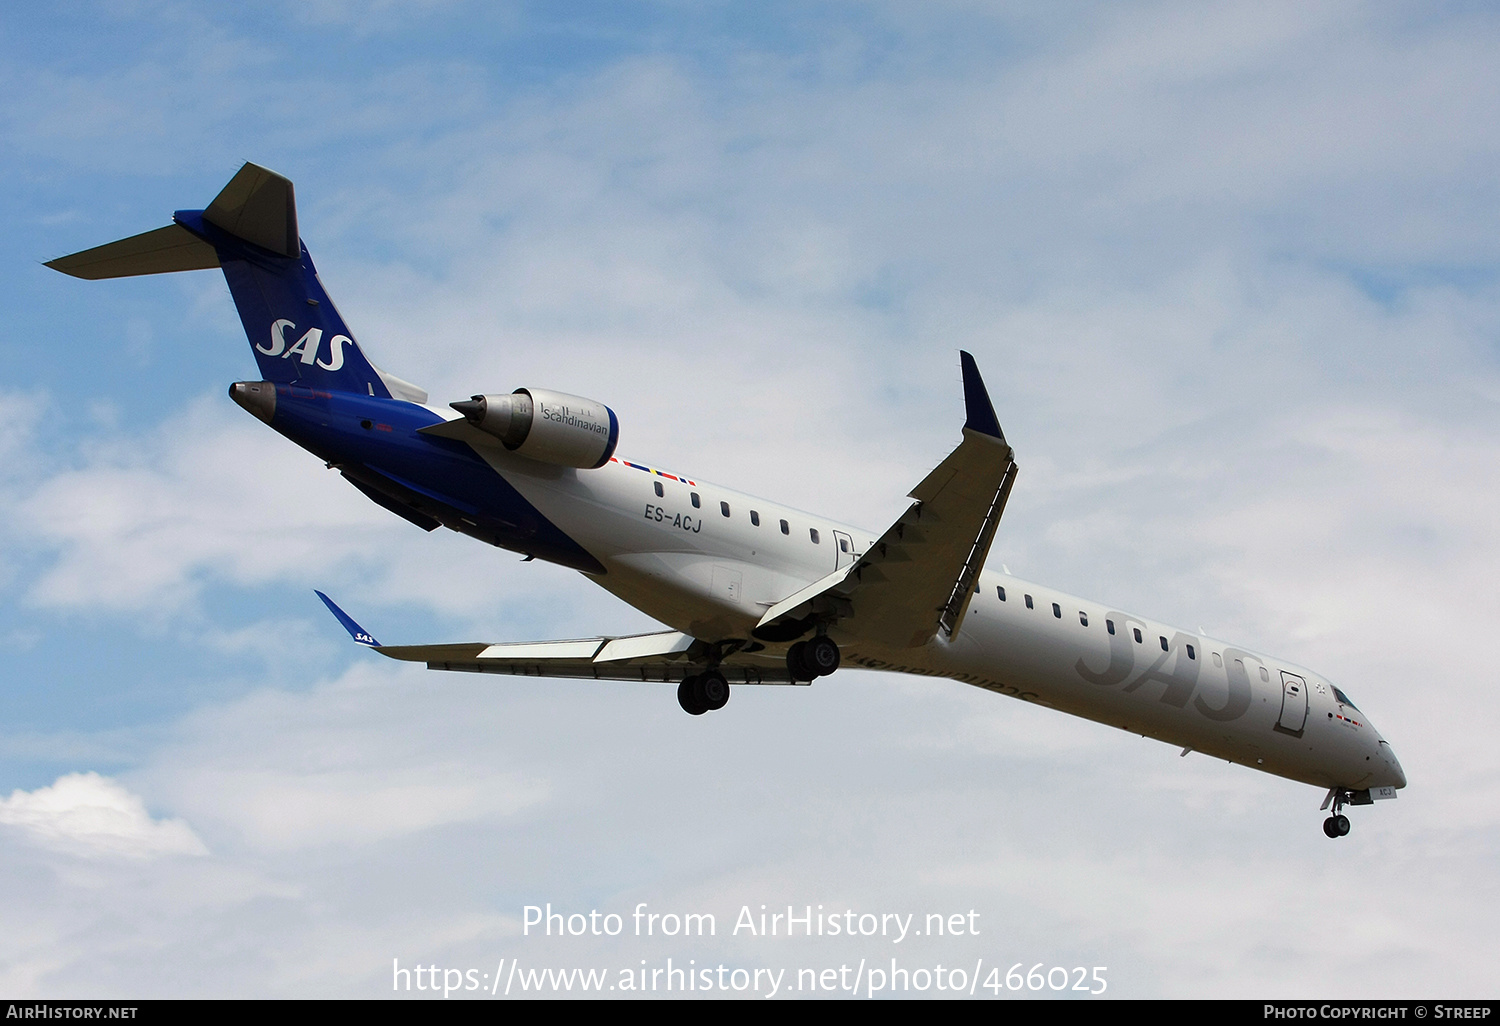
[141,664,550,852]
[13,395,385,613]
[0,772,207,859]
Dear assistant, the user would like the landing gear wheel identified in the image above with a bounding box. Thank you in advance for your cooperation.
[700,671,730,711]
[1322,790,1355,838]
[787,637,840,681]
[786,641,812,681]
[805,635,841,676]
[677,676,709,716]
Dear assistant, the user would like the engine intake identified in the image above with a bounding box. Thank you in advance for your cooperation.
[451,388,619,469]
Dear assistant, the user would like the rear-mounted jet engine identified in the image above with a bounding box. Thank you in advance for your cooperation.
[450,388,619,469]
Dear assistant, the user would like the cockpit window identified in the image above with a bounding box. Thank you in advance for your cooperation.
[1332,686,1361,712]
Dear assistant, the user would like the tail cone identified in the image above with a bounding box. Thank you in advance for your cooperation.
[450,397,485,422]
[229,380,276,424]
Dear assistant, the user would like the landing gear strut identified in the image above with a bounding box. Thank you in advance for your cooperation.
[1321,788,1354,838]
[787,635,841,681]
[677,670,730,715]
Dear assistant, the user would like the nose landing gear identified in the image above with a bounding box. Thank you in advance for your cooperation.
[1322,814,1351,838]
[1320,788,1357,838]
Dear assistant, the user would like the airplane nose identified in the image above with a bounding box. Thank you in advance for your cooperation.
[1380,741,1407,789]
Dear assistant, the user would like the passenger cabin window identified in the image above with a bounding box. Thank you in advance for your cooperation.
[1052,602,1062,619]
[751,511,760,527]
[690,492,700,508]
[653,481,664,498]
[1079,612,1089,627]
[1133,628,1143,644]
[997,586,1006,601]
[720,501,730,517]
[1025,595,1034,609]
[1106,619,1115,635]
[840,537,849,552]
[1159,636,1169,652]
[1187,644,1196,660]
[780,519,790,535]
[809,528,820,544]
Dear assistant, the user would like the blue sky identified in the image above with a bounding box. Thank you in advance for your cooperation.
[1,0,1498,998]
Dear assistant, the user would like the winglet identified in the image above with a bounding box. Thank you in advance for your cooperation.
[315,590,380,647]
[960,351,1005,443]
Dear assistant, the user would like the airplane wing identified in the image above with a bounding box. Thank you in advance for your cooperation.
[315,592,796,685]
[755,351,1018,648]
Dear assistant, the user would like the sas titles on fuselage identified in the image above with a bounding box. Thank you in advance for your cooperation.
[1075,613,1253,723]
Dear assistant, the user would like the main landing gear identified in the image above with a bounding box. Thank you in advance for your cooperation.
[676,635,842,716]
[677,671,730,716]
[787,635,840,682]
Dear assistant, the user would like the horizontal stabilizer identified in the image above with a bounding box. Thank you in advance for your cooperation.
[44,163,297,278]
[45,224,219,280]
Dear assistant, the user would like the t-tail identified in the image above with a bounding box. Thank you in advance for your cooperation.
[45,162,426,403]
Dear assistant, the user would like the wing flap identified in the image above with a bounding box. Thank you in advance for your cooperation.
[477,639,605,661]
[757,566,853,630]
[595,632,695,662]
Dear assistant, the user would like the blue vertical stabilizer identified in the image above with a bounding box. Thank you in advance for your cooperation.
[46,162,423,402]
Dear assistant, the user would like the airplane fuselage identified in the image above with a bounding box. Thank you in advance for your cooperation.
[249,381,1406,798]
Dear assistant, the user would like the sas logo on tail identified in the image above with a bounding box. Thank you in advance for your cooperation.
[258,319,352,371]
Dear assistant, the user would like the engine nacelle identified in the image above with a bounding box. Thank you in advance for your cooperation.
[451,388,619,469]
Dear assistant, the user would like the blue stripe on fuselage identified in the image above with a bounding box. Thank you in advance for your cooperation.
[266,385,604,574]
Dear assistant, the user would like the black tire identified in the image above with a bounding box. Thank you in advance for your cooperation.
[677,676,708,715]
[805,636,841,676]
[1335,814,1350,836]
[700,671,730,711]
[786,641,811,681]
[1323,817,1341,838]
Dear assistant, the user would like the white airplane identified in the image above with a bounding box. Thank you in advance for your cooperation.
[47,163,1406,838]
